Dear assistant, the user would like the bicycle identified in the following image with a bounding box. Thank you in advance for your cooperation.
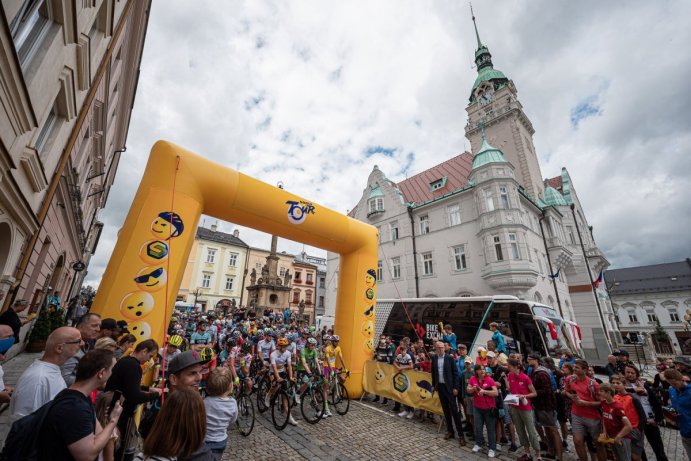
[299,373,326,424]
[233,381,255,436]
[326,369,350,415]
[269,378,294,430]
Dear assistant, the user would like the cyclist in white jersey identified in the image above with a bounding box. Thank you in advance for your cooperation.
[269,337,297,425]
[257,332,276,365]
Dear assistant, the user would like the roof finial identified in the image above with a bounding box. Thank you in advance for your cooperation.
[470,2,483,49]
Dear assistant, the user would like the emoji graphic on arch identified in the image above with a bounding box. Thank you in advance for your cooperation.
[139,240,168,265]
[361,320,373,337]
[364,338,374,354]
[129,320,152,339]
[134,267,167,292]
[416,380,433,400]
[120,291,155,320]
[374,369,385,383]
[150,211,184,240]
[363,305,374,318]
[364,288,374,301]
[365,269,376,288]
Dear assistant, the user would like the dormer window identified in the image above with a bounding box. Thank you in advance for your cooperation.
[368,197,384,214]
[429,177,447,191]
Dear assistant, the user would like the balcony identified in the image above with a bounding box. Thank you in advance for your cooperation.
[545,236,573,271]
[481,263,538,291]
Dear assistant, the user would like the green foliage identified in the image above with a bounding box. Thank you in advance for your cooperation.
[651,320,670,342]
[28,305,52,342]
[49,305,65,329]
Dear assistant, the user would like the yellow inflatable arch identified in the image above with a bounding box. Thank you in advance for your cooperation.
[90,141,377,397]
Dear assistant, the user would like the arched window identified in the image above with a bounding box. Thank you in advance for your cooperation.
[547,295,555,307]
[534,292,543,303]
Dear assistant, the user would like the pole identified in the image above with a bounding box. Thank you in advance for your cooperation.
[469,301,494,353]
[538,214,564,318]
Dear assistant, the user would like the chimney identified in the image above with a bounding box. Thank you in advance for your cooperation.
[210,224,217,232]
[233,229,239,238]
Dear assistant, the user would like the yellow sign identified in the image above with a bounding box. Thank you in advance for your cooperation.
[90,141,377,397]
[362,361,443,415]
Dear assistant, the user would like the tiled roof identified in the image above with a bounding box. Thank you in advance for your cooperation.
[604,259,691,295]
[396,152,473,205]
[546,176,563,192]
[197,227,249,248]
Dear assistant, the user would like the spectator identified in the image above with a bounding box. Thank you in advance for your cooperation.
[460,356,475,439]
[95,391,121,461]
[664,368,691,460]
[623,364,668,461]
[0,324,15,403]
[10,326,82,420]
[506,357,541,461]
[61,313,101,386]
[431,340,466,446]
[605,354,618,377]
[0,299,31,344]
[489,322,506,354]
[115,334,136,359]
[598,382,633,461]
[467,364,499,458]
[611,374,645,461]
[527,354,562,461]
[204,368,238,459]
[134,388,214,461]
[674,356,691,380]
[71,301,88,326]
[476,347,489,368]
[38,349,122,461]
[563,359,601,461]
[105,339,162,461]
[558,362,574,452]
[393,340,414,419]
[95,337,118,353]
[442,324,457,350]
[614,350,632,374]
[99,318,121,341]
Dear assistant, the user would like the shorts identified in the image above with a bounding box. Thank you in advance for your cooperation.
[297,370,312,384]
[322,366,334,378]
[630,428,644,456]
[571,414,601,441]
[535,410,558,428]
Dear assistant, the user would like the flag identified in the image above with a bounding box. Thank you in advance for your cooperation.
[548,268,560,280]
[592,270,603,288]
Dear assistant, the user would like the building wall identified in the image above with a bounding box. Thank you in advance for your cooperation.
[242,248,295,306]
[291,262,317,321]
[0,0,150,356]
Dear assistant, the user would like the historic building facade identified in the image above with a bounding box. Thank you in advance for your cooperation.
[242,243,295,308]
[605,259,691,356]
[0,1,150,352]
[291,258,317,323]
[295,252,327,319]
[177,225,249,312]
[326,15,618,363]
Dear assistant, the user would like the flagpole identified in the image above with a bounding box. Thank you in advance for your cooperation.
[539,214,565,318]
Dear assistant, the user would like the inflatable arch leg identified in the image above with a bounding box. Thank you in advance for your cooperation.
[90,141,377,397]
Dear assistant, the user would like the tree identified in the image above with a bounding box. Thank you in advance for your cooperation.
[28,304,51,342]
[651,319,670,343]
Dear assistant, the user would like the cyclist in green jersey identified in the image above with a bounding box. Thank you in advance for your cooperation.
[295,337,321,404]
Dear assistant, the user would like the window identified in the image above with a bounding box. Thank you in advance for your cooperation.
[485,189,495,212]
[392,257,401,279]
[453,245,467,271]
[534,292,543,303]
[646,310,657,323]
[390,221,399,241]
[306,273,313,283]
[669,309,680,322]
[368,197,384,213]
[499,186,509,209]
[295,271,302,281]
[422,252,433,276]
[419,215,429,235]
[228,252,238,267]
[225,277,234,291]
[279,266,286,277]
[36,101,60,155]
[628,310,638,323]
[536,249,543,274]
[255,262,261,270]
[202,274,211,288]
[318,296,325,308]
[508,233,520,260]
[292,290,300,303]
[377,260,383,281]
[206,249,216,263]
[493,236,503,261]
[566,226,576,244]
[305,291,312,303]
[11,0,52,67]
[319,277,325,288]
[430,178,446,190]
[447,204,461,226]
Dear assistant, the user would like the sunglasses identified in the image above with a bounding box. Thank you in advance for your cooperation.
[62,339,83,345]
[134,268,164,283]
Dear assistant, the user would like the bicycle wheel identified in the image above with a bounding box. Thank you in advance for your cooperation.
[331,382,350,415]
[271,389,291,430]
[300,388,325,424]
[256,378,270,414]
[236,394,255,437]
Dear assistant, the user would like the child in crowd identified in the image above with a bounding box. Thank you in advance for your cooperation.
[204,368,238,460]
[610,374,645,461]
[599,382,632,461]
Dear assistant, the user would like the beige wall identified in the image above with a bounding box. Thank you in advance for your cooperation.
[243,248,295,306]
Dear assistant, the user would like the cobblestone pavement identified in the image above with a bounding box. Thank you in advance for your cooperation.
[0,352,686,460]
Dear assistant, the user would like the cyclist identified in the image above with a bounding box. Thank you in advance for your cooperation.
[230,340,254,395]
[257,329,276,366]
[199,346,217,390]
[325,335,348,376]
[190,321,212,351]
[161,334,183,378]
[295,337,322,405]
[268,337,298,426]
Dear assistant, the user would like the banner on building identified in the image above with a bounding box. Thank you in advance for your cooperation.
[362,360,443,415]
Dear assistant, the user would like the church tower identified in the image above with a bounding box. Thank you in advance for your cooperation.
[465,9,544,200]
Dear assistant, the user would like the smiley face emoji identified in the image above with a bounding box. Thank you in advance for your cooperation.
[364,338,374,354]
[129,320,152,340]
[364,288,374,301]
[120,291,155,320]
[363,305,374,318]
[416,380,434,400]
[139,240,169,265]
[361,320,373,337]
[365,269,376,287]
[374,369,385,383]
[150,212,184,240]
[134,267,167,292]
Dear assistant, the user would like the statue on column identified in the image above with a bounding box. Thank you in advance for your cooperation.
[284,269,291,286]
[250,268,256,285]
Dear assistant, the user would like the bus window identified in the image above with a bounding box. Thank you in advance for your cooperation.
[512,319,548,357]
[536,319,571,358]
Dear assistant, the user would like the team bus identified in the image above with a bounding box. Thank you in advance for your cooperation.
[375,296,582,361]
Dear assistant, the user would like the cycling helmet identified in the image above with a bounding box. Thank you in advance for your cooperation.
[324,335,332,341]
[307,337,318,346]
[168,335,183,348]
[332,335,340,342]
[200,347,215,362]
[232,330,242,339]
[309,326,316,332]
[226,338,237,348]
[277,338,290,347]
[241,342,252,353]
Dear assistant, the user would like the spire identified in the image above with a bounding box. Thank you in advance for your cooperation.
[470,3,482,50]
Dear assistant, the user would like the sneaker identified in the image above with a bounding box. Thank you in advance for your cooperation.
[406,411,414,419]
[288,415,298,426]
[398,410,408,417]
[488,449,496,458]
[509,444,519,453]
[472,445,482,453]
[294,394,301,405]
[323,409,333,417]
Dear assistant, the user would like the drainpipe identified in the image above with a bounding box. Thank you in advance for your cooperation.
[538,212,564,318]
[570,203,612,351]
[406,206,420,298]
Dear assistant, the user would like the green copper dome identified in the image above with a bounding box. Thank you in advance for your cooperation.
[471,134,508,170]
[368,184,384,199]
[471,66,508,93]
[543,186,568,207]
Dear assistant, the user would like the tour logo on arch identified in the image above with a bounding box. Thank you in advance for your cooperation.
[286,200,315,224]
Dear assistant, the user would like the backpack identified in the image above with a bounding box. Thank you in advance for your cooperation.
[567,375,596,400]
[0,390,74,461]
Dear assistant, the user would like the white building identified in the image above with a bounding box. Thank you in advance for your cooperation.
[326,14,617,364]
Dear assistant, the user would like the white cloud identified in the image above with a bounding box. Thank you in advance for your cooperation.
[85,0,691,286]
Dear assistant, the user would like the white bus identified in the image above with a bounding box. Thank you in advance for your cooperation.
[375,296,582,361]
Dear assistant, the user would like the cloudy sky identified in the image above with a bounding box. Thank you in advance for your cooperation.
[85,0,691,287]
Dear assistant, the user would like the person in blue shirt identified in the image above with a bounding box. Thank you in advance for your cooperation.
[489,322,506,354]
[441,324,457,351]
[665,368,691,460]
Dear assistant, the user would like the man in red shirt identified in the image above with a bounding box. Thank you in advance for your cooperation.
[563,359,601,461]
[506,358,540,460]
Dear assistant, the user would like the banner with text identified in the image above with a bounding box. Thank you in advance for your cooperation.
[362,361,443,415]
